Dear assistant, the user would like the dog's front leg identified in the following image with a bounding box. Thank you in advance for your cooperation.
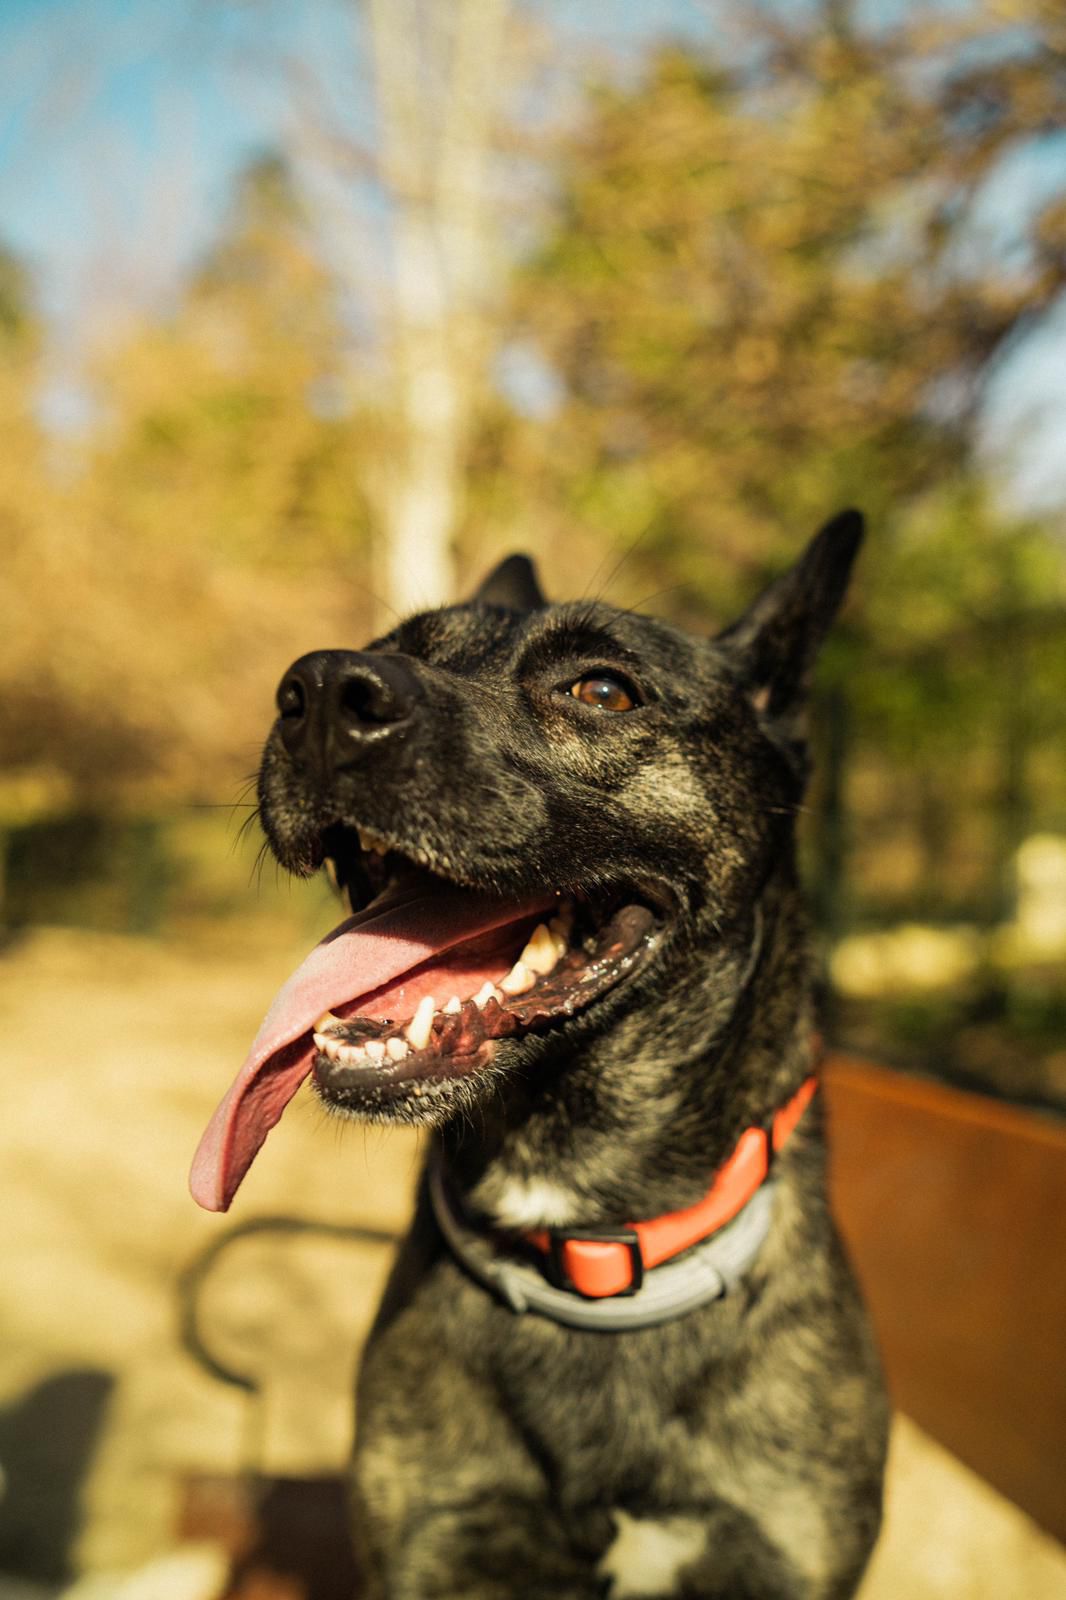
[353,1488,607,1600]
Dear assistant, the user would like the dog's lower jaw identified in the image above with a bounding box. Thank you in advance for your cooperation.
[308,896,666,1131]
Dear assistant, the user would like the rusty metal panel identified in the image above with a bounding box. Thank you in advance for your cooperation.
[824,1057,1066,1542]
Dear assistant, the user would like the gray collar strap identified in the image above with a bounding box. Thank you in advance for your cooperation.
[429,1158,776,1332]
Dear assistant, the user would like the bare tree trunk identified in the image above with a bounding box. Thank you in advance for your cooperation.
[368,0,509,617]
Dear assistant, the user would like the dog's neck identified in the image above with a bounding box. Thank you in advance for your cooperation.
[441,881,815,1232]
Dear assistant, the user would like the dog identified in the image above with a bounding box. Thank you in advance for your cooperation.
[191,511,889,1598]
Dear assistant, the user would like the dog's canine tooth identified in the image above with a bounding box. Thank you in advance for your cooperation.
[500,960,535,996]
[315,1010,344,1032]
[443,995,462,1014]
[406,995,435,1051]
[312,1031,333,1053]
[386,1036,409,1062]
[365,1040,386,1063]
[520,923,558,976]
[473,982,500,1008]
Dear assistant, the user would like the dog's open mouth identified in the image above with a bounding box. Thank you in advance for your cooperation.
[189,823,662,1212]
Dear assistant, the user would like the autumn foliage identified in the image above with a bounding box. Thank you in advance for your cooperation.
[1,2,1064,943]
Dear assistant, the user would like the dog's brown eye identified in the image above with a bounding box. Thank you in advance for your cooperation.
[570,673,636,712]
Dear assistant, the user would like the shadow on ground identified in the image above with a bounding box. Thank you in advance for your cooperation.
[0,1369,115,1583]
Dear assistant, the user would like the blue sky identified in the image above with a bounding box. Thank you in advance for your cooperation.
[0,0,356,328]
[0,0,1063,511]
[0,0,713,332]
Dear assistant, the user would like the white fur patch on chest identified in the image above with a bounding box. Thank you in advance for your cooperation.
[598,1510,707,1598]
[489,1177,578,1230]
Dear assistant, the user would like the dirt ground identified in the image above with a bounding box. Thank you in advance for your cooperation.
[1,924,1064,1596]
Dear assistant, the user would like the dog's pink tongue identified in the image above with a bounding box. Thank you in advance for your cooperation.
[190,884,542,1213]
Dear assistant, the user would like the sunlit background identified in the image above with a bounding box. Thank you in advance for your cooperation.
[1,1,1064,1594]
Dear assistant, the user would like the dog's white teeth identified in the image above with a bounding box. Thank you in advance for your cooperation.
[443,995,462,1014]
[520,923,558,976]
[473,981,500,1008]
[314,1031,361,1065]
[500,960,535,996]
[313,1017,406,1068]
[405,995,435,1051]
[324,857,339,888]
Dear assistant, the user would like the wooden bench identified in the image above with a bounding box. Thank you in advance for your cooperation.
[825,1057,1066,1543]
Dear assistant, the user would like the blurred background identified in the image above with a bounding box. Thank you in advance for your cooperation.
[0,1,1064,1596]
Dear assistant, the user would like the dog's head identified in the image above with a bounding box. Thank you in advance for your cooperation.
[190,512,861,1213]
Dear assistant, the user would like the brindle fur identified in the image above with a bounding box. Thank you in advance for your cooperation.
[257,515,889,1598]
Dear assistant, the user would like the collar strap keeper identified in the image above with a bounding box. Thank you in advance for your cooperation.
[524,1075,818,1300]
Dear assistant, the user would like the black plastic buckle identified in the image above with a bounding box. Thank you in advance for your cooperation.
[762,1121,777,1173]
[546,1226,645,1298]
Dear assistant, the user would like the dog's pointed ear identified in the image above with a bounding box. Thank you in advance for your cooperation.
[717,510,863,721]
[471,553,546,611]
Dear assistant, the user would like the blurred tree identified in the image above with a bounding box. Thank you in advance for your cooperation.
[3,0,1064,946]
[468,0,1066,927]
[0,155,373,808]
[858,478,1066,922]
[366,0,512,613]
[0,246,34,347]
[484,12,1065,595]
[0,245,72,806]
[96,152,370,576]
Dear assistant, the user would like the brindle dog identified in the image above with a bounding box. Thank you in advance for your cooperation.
[192,512,888,1598]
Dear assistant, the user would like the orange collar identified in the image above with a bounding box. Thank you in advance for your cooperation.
[524,1076,818,1299]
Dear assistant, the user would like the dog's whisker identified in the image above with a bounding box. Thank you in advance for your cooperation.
[583,518,658,606]
[186,801,259,809]
[232,808,263,852]
[246,836,273,892]
[623,585,686,615]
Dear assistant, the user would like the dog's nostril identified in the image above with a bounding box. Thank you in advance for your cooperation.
[274,650,420,772]
[339,670,410,727]
[278,678,306,720]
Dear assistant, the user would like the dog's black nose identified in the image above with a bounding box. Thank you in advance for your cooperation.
[276,651,420,773]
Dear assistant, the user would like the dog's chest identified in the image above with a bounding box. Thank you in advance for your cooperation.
[487,1175,580,1229]
[597,1510,706,1597]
